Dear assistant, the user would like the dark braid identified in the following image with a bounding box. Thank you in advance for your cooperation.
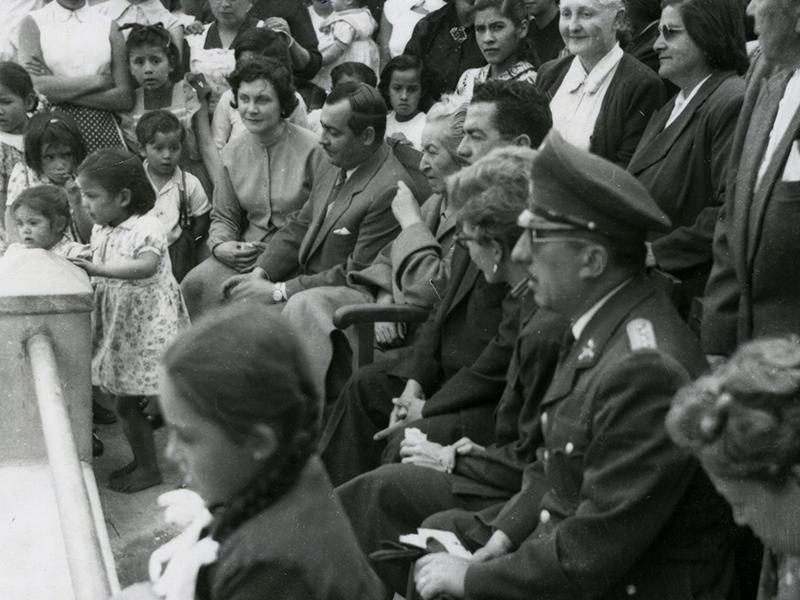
[210,407,320,541]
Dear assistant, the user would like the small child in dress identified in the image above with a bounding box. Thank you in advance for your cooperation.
[5,185,89,259]
[136,109,210,282]
[379,54,432,150]
[119,23,217,193]
[6,111,91,244]
[316,0,380,91]
[70,148,190,493]
[0,62,38,243]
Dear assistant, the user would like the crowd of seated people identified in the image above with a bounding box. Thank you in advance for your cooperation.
[3,0,800,599]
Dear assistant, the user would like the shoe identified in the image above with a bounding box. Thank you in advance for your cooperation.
[93,400,117,425]
[92,432,104,457]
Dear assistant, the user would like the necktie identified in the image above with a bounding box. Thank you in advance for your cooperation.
[325,169,348,216]
[557,329,575,366]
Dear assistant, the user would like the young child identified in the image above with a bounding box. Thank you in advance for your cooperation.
[211,27,310,150]
[97,0,183,56]
[315,0,380,91]
[379,54,431,150]
[6,111,91,244]
[4,184,89,259]
[136,109,210,282]
[70,148,190,494]
[0,62,38,244]
[306,61,378,136]
[119,23,218,193]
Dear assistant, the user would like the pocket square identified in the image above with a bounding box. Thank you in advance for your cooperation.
[782,140,800,182]
[333,227,352,236]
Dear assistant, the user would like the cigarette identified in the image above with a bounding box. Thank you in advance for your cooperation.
[510,275,533,298]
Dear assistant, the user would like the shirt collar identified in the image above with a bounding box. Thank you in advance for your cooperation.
[563,43,624,95]
[571,277,632,340]
[144,159,182,192]
[675,73,712,109]
[51,1,93,23]
[104,214,140,231]
[105,0,164,22]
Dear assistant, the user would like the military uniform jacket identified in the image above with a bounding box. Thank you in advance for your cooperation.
[465,275,734,600]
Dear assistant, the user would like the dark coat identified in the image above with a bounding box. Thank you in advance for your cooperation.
[466,275,735,600]
[198,457,385,600]
[403,2,485,97]
[256,144,419,298]
[702,54,800,354]
[628,71,744,310]
[537,53,667,166]
[248,0,322,80]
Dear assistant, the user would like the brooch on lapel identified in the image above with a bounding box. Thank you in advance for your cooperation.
[577,339,596,362]
[449,26,467,43]
[627,319,657,350]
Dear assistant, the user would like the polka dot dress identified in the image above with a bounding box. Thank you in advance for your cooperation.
[55,104,126,154]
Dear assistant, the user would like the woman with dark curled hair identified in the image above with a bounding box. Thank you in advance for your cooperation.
[181,56,323,318]
[627,0,747,316]
[112,303,386,599]
[667,336,800,600]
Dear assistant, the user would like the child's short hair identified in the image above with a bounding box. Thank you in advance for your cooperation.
[136,109,185,147]
[0,61,38,111]
[227,56,298,119]
[233,27,290,66]
[378,54,435,112]
[24,111,87,177]
[78,148,156,216]
[331,61,378,88]
[122,22,183,82]
[11,184,71,235]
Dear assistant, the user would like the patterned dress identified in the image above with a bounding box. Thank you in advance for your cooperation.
[0,132,25,243]
[454,60,538,100]
[90,213,189,396]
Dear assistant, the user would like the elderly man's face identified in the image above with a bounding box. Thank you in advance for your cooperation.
[559,0,622,66]
[457,102,508,165]
[747,0,800,68]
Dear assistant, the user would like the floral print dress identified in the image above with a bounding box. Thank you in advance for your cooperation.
[90,213,189,396]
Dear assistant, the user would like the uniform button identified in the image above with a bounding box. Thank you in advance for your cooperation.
[539,509,550,524]
[541,412,548,426]
[626,585,637,596]
[565,442,574,455]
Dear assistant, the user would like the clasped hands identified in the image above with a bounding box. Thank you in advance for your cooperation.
[222,266,280,304]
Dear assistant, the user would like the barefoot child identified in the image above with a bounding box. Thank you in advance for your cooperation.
[136,109,210,282]
[71,148,190,493]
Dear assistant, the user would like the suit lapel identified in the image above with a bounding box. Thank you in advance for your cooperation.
[446,248,481,317]
[299,167,339,264]
[747,79,800,264]
[628,72,731,175]
[306,145,390,260]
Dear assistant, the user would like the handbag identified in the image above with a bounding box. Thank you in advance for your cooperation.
[167,171,197,283]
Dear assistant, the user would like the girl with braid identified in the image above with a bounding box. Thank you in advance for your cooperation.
[667,336,800,600]
[135,303,387,600]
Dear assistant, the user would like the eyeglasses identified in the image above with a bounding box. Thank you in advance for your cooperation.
[523,229,591,245]
[658,23,685,40]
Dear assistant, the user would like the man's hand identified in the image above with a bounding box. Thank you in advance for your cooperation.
[414,553,469,599]
[212,241,263,272]
[373,381,425,440]
[399,437,456,472]
[391,180,422,230]
[472,530,512,562]
[222,268,278,303]
[375,321,406,347]
[452,437,485,456]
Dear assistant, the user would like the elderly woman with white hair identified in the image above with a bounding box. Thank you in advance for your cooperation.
[536,0,665,166]
[278,95,470,403]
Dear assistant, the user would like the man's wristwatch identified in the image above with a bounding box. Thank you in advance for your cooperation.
[271,282,287,303]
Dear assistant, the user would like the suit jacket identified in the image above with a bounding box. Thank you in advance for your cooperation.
[466,275,734,600]
[628,71,744,302]
[198,457,385,600]
[256,143,418,298]
[537,53,667,166]
[389,245,518,420]
[702,55,800,354]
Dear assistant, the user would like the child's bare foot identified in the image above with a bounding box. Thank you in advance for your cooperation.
[108,467,162,493]
[109,460,138,480]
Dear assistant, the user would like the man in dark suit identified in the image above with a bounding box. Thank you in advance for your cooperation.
[223,83,419,304]
[412,131,735,600]
[702,0,800,357]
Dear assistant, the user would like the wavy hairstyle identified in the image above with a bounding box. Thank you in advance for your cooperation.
[667,336,800,487]
[423,94,469,160]
[161,303,320,541]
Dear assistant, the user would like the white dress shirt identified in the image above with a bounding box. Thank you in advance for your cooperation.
[550,43,624,151]
[571,278,632,340]
[756,68,800,189]
[664,73,712,129]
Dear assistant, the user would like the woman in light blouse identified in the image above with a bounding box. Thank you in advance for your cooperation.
[181,57,323,318]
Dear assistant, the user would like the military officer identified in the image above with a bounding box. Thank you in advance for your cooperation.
[413,131,736,600]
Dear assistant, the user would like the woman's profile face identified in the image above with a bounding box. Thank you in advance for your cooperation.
[706,465,800,555]
[459,222,504,283]
[419,121,461,194]
[160,376,262,505]
[653,5,708,88]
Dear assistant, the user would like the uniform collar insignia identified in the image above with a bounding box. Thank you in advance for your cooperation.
[577,339,596,362]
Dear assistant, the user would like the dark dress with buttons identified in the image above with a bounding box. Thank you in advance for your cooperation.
[463,275,736,600]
